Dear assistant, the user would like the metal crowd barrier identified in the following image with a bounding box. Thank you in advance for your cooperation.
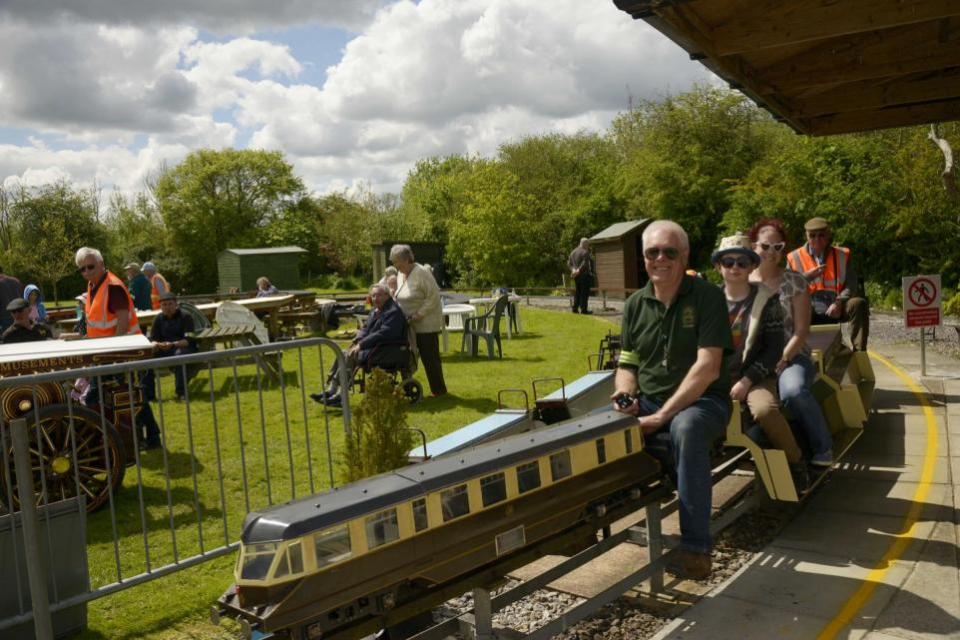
[0,337,351,635]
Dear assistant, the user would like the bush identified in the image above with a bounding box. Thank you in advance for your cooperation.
[339,369,415,484]
[944,292,960,318]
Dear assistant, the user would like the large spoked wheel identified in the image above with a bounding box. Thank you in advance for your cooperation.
[2,404,126,513]
[401,379,423,404]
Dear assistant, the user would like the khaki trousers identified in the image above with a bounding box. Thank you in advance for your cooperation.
[746,377,801,464]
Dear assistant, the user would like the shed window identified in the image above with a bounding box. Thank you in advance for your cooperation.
[550,450,572,481]
[625,429,634,454]
[516,461,541,494]
[412,498,429,532]
[365,508,400,549]
[441,484,470,522]
[314,525,351,567]
[596,438,606,464]
[480,472,507,507]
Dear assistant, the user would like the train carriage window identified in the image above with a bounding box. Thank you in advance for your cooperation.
[365,508,400,549]
[624,429,633,454]
[596,438,606,464]
[274,541,303,579]
[240,542,278,580]
[516,461,541,494]
[550,450,572,481]
[314,525,351,567]
[412,498,429,532]
[480,472,507,507]
[441,484,470,522]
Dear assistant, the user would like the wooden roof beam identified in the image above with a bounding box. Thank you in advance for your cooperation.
[761,19,960,91]
[792,67,960,118]
[711,0,960,56]
[804,97,960,136]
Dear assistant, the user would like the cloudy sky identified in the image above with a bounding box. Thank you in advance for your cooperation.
[0,0,712,197]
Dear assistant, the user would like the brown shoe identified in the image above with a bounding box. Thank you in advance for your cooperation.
[668,550,712,580]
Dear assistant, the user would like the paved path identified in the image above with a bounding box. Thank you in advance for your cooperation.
[649,343,959,640]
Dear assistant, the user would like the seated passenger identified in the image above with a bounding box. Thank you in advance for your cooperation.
[750,218,833,467]
[713,234,807,489]
[612,220,732,580]
[2,297,53,343]
[24,284,47,325]
[786,217,869,351]
[256,277,279,298]
[143,292,198,402]
[311,283,408,407]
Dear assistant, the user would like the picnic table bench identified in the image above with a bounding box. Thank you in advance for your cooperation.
[189,324,280,381]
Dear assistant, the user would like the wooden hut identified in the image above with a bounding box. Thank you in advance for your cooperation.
[589,219,650,299]
[217,246,306,293]
[372,242,447,287]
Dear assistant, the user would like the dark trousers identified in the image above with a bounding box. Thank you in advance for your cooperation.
[141,346,197,400]
[812,296,870,351]
[416,332,447,395]
[572,274,592,313]
[84,375,161,446]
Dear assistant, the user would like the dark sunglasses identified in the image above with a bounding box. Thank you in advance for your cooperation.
[78,264,97,273]
[757,241,785,252]
[643,247,680,261]
[720,256,752,269]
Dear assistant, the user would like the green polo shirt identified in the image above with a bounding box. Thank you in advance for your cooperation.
[618,275,733,402]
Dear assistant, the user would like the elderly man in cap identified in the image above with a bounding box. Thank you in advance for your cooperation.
[612,220,733,580]
[125,262,154,312]
[1,298,53,344]
[786,217,869,351]
[142,261,170,310]
[144,292,197,401]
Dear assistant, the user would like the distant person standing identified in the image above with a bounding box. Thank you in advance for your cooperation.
[125,262,153,311]
[392,244,447,397]
[0,266,24,331]
[568,237,594,314]
[142,261,169,310]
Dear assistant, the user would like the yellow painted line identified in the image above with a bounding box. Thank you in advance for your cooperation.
[816,351,939,640]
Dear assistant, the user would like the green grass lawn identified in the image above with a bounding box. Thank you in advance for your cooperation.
[73,307,616,639]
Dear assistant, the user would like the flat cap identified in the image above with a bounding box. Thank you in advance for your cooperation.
[159,292,177,301]
[6,297,29,312]
[124,262,141,271]
[803,217,830,231]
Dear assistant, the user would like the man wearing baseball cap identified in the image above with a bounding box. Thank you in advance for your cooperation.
[786,217,869,351]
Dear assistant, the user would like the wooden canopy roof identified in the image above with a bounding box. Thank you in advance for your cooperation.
[613,1,960,135]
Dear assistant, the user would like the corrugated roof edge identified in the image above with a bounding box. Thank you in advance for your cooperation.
[222,246,307,255]
[589,219,650,242]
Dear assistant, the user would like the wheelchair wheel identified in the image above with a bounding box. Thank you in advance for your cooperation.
[401,379,423,404]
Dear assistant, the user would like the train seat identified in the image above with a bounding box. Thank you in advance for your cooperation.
[534,371,614,425]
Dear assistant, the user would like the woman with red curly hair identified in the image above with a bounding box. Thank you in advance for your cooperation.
[748,218,833,468]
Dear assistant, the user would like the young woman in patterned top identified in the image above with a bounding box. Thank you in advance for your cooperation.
[748,218,833,468]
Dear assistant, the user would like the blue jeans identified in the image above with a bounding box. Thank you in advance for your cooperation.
[639,394,729,553]
[779,354,832,457]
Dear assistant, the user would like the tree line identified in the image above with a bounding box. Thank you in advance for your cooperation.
[2,85,957,303]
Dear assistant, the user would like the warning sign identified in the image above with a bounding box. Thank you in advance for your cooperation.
[902,274,941,328]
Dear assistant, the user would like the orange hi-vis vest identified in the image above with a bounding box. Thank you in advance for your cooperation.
[85,271,141,338]
[149,273,169,310]
[786,244,850,295]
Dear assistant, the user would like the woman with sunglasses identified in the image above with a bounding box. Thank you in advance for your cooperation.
[713,233,808,490]
[748,218,833,468]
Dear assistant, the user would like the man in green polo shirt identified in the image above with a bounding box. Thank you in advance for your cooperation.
[613,220,733,580]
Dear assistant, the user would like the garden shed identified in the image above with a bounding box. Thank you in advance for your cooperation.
[372,242,447,287]
[589,219,651,299]
[217,246,306,293]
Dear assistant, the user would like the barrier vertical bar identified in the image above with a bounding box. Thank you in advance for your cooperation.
[278,351,296,499]
[0,419,26,615]
[231,359,251,514]
[297,347,315,494]
[207,362,230,546]
[10,417,54,640]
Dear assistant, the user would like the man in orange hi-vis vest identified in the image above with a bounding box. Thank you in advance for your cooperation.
[785,217,869,351]
[143,261,169,310]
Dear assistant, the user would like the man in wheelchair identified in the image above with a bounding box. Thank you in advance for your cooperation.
[311,283,409,407]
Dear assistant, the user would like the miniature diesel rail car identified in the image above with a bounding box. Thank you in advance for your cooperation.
[216,410,662,639]
[0,335,154,512]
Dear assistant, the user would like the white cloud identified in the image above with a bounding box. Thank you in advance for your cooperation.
[0,0,712,197]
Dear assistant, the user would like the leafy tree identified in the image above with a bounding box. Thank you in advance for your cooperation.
[3,181,108,301]
[154,149,307,292]
[340,369,415,484]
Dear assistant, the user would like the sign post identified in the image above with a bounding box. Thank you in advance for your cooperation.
[902,274,941,376]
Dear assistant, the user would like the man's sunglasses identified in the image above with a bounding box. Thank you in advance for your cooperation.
[643,247,680,261]
[720,256,753,269]
[78,264,97,273]
[757,241,785,252]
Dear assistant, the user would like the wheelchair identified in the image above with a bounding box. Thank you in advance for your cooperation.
[353,343,423,404]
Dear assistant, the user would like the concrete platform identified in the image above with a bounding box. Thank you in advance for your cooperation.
[651,344,960,640]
